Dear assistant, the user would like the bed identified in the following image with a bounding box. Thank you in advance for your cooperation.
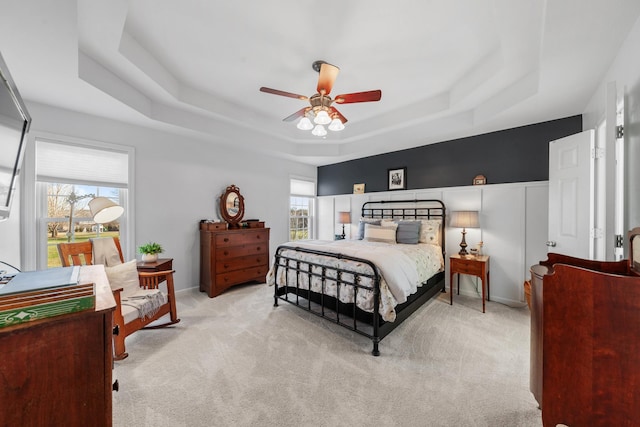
[268,199,446,355]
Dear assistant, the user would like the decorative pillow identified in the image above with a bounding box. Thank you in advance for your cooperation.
[364,222,398,244]
[358,218,382,239]
[105,259,140,297]
[395,220,421,244]
[419,219,441,245]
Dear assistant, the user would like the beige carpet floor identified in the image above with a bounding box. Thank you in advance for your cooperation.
[112,283,543,427]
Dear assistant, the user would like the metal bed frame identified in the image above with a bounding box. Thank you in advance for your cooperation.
[273,199,446,356]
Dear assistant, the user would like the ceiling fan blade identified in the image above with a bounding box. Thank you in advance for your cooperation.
[334,90,382,104]
[329,107,348,124]
[317,63,340,95]
[260,87,308,100]
[283,107,310,122]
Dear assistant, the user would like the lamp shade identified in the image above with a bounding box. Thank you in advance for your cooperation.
[89,197,124,224]
[450,211,479,229]
[338,211,351,224]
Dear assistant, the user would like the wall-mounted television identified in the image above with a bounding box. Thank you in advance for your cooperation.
[0,52,31,221]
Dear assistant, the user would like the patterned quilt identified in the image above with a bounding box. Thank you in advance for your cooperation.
[267,240,443,322]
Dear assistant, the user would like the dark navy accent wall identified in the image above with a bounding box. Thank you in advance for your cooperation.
[318,115,582,196]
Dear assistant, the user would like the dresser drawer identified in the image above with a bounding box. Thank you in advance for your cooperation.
[216,265,268,287]
[217,243,267,259]
[451,258,483,275]
[216,255,268,273]
[215,230,268,247]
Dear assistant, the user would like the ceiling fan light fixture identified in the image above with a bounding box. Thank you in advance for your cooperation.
[297,117,313,130]
[312,124,327,136]
[314,110,331,125]
[328,118,345,131]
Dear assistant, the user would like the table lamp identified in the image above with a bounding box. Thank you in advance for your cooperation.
[338,211,351,239]
[450,211,479,255]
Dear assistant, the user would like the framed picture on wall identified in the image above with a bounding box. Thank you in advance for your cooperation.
[353,183,365,194]
[388,167,406,190]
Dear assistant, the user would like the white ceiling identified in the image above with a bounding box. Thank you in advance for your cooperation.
[2,0,640,166]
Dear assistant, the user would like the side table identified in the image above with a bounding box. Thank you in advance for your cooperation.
[449,254,490,313]
[137,258,173,272]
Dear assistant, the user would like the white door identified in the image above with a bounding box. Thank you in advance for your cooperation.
[547,130,595,258]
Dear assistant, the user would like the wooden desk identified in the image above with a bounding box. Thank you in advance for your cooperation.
[449,254,490,312]
[0,265,116,427]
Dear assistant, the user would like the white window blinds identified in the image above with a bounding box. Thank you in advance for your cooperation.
[36,140,129,187]
[290,178,315,196]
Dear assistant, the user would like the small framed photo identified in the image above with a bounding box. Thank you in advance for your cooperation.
[388,167,406,190]
[473,174,487,185]
[353,183,365,194]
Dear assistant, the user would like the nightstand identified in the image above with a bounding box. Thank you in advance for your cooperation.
[449,254,490,313]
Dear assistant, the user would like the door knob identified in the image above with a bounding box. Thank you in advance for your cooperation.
[545,241,556,247]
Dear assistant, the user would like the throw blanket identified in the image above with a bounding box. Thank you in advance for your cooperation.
[91,237,122,267]
[121,289,165,320]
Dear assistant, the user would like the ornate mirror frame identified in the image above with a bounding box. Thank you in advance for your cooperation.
[220,185,245,227]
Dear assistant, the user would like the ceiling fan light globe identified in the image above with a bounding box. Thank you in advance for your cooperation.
[314,110,331,125]
[297,117,313,130]
[312,124,327,136]
[328,118,345,131]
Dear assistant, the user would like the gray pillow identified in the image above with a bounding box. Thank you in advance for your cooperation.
[395,220,421,244]
[358,218,381,239]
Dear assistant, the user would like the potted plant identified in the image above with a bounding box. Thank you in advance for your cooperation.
[138,242,163,263]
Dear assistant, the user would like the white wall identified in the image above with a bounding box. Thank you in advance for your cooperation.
[1,102,315,291]
[583,14,640,237]
[319,181,549,306]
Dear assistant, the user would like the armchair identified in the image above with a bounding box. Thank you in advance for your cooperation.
[57,237,180,360]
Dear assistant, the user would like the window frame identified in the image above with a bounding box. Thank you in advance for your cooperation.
[289,178,316,241]
[21,133,135,270]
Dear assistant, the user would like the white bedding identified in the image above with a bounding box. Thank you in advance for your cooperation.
[267,240,444,322]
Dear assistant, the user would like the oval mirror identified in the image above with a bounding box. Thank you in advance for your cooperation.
[220,185,245,227]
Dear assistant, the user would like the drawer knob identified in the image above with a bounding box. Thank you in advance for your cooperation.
[224,238,229,242]
[224,264,229,269]
[256,246,261,251]
[224,251,229,256]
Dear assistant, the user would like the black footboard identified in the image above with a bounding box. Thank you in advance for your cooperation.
[272,245,445,356]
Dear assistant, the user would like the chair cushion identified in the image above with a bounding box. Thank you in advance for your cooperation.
[105,259,140,297]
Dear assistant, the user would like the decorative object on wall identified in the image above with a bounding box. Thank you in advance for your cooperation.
[337,211,351,239]
[89,197,124,224]
[450,211,480,255]
[473,175,487,185]
[388,167,406,190]
[259,60,382,137]
[219,185,245,228]
[353,183,365,194]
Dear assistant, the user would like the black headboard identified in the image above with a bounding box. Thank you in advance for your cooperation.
[361,199,446,251]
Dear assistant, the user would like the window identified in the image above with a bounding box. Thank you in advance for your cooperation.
[35,139,131,268]
[289,178,315,241]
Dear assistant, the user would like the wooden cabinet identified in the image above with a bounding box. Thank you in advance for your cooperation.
[200,227,270,298]
[0,265,116,427]
[530,253,640,426]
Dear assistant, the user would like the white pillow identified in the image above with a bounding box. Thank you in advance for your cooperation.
[419,219,441,245]
[105,259,140,297]
[364,222,398,244]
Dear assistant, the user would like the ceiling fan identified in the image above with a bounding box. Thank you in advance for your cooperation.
[259,60,382,136]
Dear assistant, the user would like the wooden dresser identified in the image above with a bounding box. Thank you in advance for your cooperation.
[0,265,116,427]
[200,227,270,298]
